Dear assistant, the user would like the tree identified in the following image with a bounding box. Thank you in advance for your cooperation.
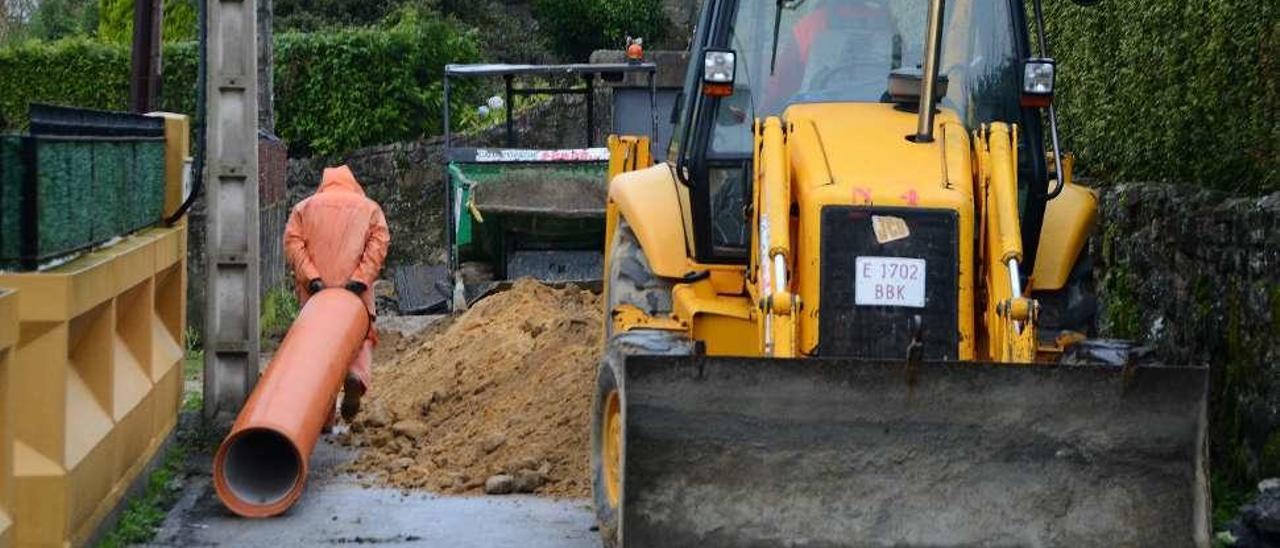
[97,0,195,44]
[29,0,98,39]
[2,0,86,44]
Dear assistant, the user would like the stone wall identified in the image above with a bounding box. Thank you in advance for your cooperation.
[1094,183,1280,485]
[287,139,449,270]
[285,94,593,269]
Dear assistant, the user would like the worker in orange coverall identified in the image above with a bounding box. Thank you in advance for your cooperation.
[284,165,390,423]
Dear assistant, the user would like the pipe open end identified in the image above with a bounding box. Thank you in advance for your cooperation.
[217,428,304,513]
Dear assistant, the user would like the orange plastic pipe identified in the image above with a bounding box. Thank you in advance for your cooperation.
[213,289,370,518]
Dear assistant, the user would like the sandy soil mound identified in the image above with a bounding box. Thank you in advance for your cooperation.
[343,279,602,498]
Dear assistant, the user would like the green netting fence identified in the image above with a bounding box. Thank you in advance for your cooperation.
[0,133,165,270]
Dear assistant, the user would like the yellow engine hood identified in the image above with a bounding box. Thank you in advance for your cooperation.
[784,102,972,209]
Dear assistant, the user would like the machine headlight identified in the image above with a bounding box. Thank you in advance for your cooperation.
[1021,58,1056,107]
[703,50,736,84]
[702,49,737,97]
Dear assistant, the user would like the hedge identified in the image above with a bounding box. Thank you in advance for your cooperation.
[274,0,406,33]
[0,12,479,156]
[275,11,480,155]
[1045,0,1278,193]
[532,0,668,60]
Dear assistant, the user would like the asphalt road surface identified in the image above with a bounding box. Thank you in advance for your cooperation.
[146,434,598,547]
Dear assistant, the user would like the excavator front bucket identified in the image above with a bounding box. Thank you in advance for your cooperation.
[620,356,1209,547]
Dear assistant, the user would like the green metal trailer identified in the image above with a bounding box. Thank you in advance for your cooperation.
[441,63,657,303]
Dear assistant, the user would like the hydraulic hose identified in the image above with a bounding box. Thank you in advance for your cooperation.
[165,0,206,226]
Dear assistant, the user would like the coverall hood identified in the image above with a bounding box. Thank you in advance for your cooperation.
[318,165,367,196]
[285,164,388,317]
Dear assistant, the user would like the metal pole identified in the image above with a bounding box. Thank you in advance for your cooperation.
[1031,0,1066,199]
[442,75,452,149]
[914,0,945,143]
[129,0,148,111]
[504,75,515,148]
[442,74,455,273]
[585,75,595,147]
[1032,0,1049,56]
[649,70,658,143]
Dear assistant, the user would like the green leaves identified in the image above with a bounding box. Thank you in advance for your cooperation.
[274,16,480,155]
[274,0,407,33]
[97,0,198,44]
[0,13,479,157]
[0,38,130,129]
[1044,0,1278,193]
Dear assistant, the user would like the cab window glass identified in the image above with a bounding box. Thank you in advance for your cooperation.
[708,166,749,250]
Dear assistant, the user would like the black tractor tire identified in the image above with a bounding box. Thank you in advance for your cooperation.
[590,330,694,548]
[605,220,672,337]
[594,218,688,545]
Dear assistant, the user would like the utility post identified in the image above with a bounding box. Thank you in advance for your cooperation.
[129,0,164,112]
[203,0,261,422]
[257,0,274,131]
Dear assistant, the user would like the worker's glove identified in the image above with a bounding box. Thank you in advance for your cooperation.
[307,278,325,295]
[344,281,368,295]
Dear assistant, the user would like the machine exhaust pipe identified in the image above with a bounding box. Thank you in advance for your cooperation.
[914,0,946,142]
[213,289,371,517]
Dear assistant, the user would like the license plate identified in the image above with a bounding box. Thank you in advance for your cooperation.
[855,257,926,308]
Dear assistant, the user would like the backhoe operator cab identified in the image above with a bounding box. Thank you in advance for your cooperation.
[677,0,1054,267]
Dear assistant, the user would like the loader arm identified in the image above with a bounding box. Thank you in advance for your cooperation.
[975,122,1038,362]
[754,117,798,357]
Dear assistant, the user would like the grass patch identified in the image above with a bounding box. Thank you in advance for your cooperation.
[183,325,202,380]
[181,391,203,412]
[1213,470,1252,532]
[97,442,188,547]
[182,325,203,411]
[261,286,301,341]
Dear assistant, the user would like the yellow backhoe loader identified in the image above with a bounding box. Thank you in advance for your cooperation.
[591,0,1209,546]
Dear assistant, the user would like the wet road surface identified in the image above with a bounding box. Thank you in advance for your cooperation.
[147,434,598,547]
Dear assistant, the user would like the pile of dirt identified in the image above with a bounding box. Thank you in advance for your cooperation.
[342,279,603,498]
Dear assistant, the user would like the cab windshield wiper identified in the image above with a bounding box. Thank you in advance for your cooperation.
[769,0,785,75]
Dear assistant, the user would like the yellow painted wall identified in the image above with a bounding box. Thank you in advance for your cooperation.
[0,114,189,547]
[1,289,17,548]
